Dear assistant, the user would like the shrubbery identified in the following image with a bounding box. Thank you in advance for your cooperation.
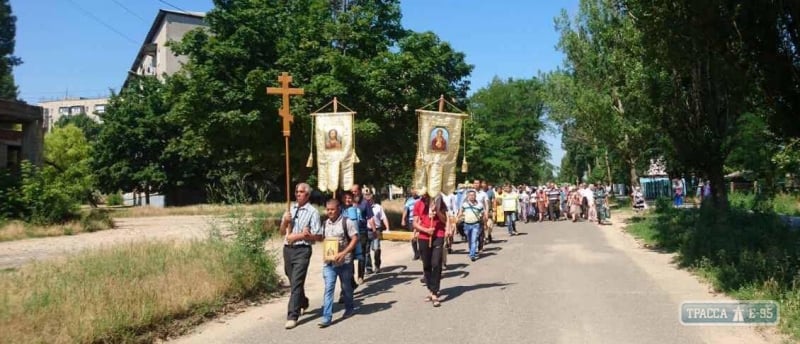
[629,201,800,337]
[105,192,124,206]
[0,162,80,225]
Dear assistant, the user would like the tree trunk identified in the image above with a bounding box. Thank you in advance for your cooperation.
[707,164,728,211]
[145,187,151,206]
[628,157,639,189]
[604,150,613,187]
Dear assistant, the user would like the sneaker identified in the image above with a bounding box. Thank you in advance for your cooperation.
[470,256,477,262]
[317,321,331,328]
[357,277,364,285]
[285,320,297,329]
[366,269,374,275]
[342,310,355,319]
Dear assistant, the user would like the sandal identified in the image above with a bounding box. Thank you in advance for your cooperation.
[431,298,441,307]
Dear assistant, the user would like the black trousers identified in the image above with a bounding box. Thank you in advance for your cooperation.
[419,236,445,295]
[283,245,312,320]
[357,233,369,279]
[548,200,560,221]
[409,221,420,259]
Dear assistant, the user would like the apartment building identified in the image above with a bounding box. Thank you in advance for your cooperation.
[37,97,108,132]
[125,9,206,86]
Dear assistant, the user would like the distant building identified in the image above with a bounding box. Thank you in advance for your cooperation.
[0,100,43,169]
[124,9,206,87]
[36,9,207,133]
[37,97,108,132]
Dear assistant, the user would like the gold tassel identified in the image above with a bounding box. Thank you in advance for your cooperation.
[354,153,360,164]
[306,152,314,168]
[461,158,468,173]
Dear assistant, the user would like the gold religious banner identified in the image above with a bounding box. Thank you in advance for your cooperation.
[312,111,357,192]
[323,238,340,262]
[413,109,468,197]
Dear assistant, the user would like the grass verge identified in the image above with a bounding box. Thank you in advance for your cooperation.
[0,209,114,242]
[623,200,800,339]
[105,203,290,218]
[0,211,278,343]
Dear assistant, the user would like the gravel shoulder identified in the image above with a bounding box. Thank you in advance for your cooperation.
[0,215,218,269]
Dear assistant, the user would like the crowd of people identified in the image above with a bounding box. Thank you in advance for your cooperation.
[278,180,618,329]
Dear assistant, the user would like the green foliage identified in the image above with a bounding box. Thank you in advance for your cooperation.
[54,113,101,142]
[167,0,472,192]
[105,192,123,206]
[466,77,551,184]
[545,0,663,188]
[93,76,176,204]
[0,168,20,220]
[44,124,95,205]
[0,0,20,100]
[17,162,79,224]
[80,209,114,233]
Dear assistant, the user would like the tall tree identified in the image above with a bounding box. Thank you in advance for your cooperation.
[467,77,551,184]
[0,0,19,100]
[93,76,176,204]
[167,0,472,195]
[546,0,663,189]
[626,0,756,209]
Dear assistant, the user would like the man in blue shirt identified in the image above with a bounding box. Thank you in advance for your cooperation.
[351,184,374,282]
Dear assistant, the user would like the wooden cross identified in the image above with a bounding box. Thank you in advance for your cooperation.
[267,72,305,137]
[266,72,304,211]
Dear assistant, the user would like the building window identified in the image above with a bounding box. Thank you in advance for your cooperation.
[58,107,69,115]
[70,106,85,115]
[94,104,106,113]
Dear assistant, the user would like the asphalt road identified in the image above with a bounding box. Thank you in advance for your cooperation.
[171,218,778,344]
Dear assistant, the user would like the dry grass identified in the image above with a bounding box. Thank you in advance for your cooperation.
[0,210,114,242]
[0,237,278,343]
[1,221,88,242]
[107,203,290,218]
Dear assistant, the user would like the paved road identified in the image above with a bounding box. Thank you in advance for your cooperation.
[172,219,779,344]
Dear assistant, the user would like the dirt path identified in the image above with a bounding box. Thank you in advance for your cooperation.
[0,216,220,269]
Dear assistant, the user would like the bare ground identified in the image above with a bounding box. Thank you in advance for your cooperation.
[0,215,220,269]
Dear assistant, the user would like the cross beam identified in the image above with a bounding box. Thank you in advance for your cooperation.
[266,72,304,136]
[266,72,305,212]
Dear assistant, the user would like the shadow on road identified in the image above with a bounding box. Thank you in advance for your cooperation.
[438,282,514,302]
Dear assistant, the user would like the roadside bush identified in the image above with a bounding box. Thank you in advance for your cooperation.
[0,169,22,220]
[17,162,80,224]
[80,209,114,232]
[106,192,124,206]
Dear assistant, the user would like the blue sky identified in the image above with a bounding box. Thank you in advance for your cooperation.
[11,0,575,167]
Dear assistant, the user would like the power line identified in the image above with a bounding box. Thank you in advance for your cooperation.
[64,0,138,45]
[110,0,148,23]
[158,0,189,13]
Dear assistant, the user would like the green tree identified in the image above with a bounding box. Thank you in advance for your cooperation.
[167,0,472,195]
[0,0,19,100]
[54,113,102,142]
[546,0,663,189]
[93,76,176,204]
[466,77,551,184]
[626,0,758,209]
[44,124,95,206]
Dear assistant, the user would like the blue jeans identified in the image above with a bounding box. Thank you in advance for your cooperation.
[505,211,517,233]
[464,222,481,259]
[322,262,354,324]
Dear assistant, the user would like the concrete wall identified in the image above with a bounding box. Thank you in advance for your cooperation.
[163,13,205,76]
[135,12,205,80]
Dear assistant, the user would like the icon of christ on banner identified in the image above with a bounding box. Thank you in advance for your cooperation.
[430,127,449,152]
[325,129,342,150]
[314,112,356,192]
